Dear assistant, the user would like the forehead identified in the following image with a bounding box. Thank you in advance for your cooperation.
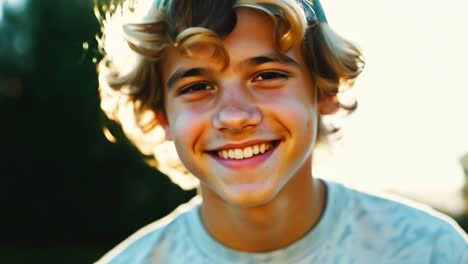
[222,8,276,57]
[161,8,303,79]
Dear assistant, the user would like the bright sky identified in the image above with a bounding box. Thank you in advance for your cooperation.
[315,0,468,214]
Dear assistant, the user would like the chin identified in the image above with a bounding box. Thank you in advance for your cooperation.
[220,183,280,208]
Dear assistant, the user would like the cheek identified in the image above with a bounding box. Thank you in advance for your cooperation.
[286,101,317,136]
[167,104,207,151]
[167,106,212,180]
[269,89,317,127]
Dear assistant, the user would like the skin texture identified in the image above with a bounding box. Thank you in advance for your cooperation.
[159,8,328,252]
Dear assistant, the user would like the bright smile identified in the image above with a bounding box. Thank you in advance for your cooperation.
[208,141,280,169]
[216,142,275,160]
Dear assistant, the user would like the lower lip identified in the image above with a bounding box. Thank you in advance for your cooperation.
[209,143,279,170]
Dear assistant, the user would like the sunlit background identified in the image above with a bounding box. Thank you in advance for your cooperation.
[0,0,466,263]
[315,0,468,215]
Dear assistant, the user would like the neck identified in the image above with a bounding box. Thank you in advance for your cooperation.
[199,164,326,252]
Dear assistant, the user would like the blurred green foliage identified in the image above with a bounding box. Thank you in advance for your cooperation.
[0,0,195,263]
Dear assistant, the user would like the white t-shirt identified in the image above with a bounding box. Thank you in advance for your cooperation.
[96,180,468,263]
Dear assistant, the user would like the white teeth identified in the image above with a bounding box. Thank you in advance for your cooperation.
[234,149,243,159]
[243,147,253,158]
[260,144,266,153]
[216,143,274,160]
[253,145,259,154]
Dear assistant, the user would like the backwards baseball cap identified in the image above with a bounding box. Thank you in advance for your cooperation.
[300,0,327,24]
[155,0,328,24]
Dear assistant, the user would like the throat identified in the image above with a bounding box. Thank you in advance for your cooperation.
[199,176,325,252]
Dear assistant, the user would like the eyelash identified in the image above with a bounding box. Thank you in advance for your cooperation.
[176,71,289,96]
[252,71,289,82]
[177,82,214,95]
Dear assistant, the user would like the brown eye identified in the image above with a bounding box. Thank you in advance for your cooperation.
[253,71,289,82]
[178,83,214,95]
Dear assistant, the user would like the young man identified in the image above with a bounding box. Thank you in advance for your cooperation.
[95,0,467,263]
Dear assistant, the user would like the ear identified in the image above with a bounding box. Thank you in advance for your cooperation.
[318,95,340,115]
[154,110,172,141]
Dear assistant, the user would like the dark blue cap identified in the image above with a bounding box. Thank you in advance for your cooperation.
[155,0,328,24]
[299,0,328,24]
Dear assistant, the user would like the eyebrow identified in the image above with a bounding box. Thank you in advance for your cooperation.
[166,53,300,90]
[236,53,300,72]
[166,68,211,91]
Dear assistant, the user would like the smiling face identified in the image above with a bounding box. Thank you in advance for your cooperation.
[160,8,320,207]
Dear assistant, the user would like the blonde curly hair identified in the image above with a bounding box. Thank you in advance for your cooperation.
[95,0,364,189]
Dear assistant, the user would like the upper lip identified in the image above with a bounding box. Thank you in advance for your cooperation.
[207,139,278,152]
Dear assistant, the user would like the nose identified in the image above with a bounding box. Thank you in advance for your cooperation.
[212,89,262,133]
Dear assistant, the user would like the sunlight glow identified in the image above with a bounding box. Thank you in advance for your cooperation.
[4,0,28,12]
[0,2,3,23]
[315,0,468,214]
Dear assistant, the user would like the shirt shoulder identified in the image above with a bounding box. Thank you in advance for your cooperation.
[339,184,468,263]
[94,196,202,264]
